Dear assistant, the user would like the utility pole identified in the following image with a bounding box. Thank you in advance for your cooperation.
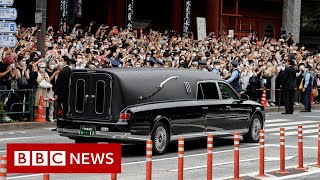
[36,0,47,57]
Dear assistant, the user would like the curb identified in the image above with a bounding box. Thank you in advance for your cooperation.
[265,104,320,113]
[0,105,319,132]
[0,122,56,132]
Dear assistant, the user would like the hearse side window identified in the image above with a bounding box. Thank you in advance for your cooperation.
[75,79,85,112]
[197,82,219,100]
[218,82,239,100]
[95,80,105,114]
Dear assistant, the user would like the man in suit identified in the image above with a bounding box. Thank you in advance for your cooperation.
[281,58,296,114]
[54,56,76,118]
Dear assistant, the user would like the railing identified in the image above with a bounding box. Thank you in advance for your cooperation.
[0,89,34,121]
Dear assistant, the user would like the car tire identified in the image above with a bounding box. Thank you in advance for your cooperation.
[243,114,262,143]
[152,122,170,155]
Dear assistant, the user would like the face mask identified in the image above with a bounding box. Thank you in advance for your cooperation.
[59,62,65,67]
[174,57,179,61]
[39,67,46,72]
[216,65,221,69]
[25,55,30,59]
[11,64,15,69]
[20,61,26,66]
[136,65,141,67]
[49,65,55,70]
[73,43,77,47]
[192,53,196,57]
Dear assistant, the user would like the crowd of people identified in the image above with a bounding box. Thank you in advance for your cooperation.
[0,22,320,122]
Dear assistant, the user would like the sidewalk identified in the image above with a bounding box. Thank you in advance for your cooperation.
[0,104,319,132]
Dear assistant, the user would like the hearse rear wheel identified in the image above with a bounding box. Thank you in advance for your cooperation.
[152,122,169,155]
[243,114,262,143]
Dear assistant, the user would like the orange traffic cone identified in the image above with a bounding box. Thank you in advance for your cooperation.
[260,88,267,108]
[35,96,46,122]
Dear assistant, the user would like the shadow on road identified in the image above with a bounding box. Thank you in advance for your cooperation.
[121,137,235,157]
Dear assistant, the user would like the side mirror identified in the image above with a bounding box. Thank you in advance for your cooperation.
[240,94,250,101]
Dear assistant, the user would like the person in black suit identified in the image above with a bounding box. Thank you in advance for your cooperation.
[281,58,296,114]
[54,56,76,118]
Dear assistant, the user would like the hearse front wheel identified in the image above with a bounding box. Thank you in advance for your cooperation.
[152,122,169,155]
[243,114,262,143]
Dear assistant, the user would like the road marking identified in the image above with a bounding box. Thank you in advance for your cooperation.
[305,135,318,138]
[265,121,316,128]
[271,129,319,136]
[266,119,292,122]
[7,174,43,179]
[266,144,318,150]
[168,158,260,172]
[214,163,319,180]
[301,115,320,118]
[122,145,258,166]
[168,155,296,172]
[266,124,318,133]
[0,136,43,141]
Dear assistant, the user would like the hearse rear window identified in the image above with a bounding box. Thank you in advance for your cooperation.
[197,82,219,100]
[75,79,85,112]
[218,82,239,99]
[95,80,105,114]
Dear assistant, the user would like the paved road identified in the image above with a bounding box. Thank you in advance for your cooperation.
[1,110,320,180]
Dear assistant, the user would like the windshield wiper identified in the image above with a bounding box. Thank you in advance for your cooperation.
[139,76,178,100]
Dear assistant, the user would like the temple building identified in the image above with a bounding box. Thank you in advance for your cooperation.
[12,0,320,44]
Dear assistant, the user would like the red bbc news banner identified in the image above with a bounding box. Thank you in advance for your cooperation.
[6,144,121,173]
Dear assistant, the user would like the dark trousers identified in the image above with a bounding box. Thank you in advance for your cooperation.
[303,88,311,111]
[283,89,295,114]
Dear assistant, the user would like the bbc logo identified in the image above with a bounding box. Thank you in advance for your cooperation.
[14,151,66,166]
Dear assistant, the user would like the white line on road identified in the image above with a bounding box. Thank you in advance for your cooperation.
[0,136,43,142]
[265,121,316,128]
[266,119,292,122]
[7,174,43,180]
[122,145,258,166]
[266,124,319,133]
[266,144,318,150]
[271,129,319,136]
[168,158,260,172]
[305,135,318,138]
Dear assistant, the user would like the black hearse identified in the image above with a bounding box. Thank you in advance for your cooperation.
[57,68,265,154]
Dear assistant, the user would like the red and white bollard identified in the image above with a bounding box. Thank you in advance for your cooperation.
[43,173,50,180]
[256,130,268,177]
[232,132,240,180]
[111,173,117,180]
[146,140,152,180]
[310,124,320,169]
[0,155,7,180]
[178,137,184,180]
[277,128,289,174]
[207,134,213,180]
[296,125,306,170]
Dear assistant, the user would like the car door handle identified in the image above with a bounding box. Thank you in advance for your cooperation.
[226,106,231,110]
[85,95,89,103]
[90,95,95,103]
[202,107,208,110]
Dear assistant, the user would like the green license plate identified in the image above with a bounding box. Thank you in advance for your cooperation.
[79,126,96,136]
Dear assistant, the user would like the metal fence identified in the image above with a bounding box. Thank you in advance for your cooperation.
[0,89,34,121]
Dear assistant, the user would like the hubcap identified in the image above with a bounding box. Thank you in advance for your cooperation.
[154,126,167,152]
[252,118,261,141]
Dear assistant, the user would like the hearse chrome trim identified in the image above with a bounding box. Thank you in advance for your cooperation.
[57,128,149,141]
[159,76,179,88]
